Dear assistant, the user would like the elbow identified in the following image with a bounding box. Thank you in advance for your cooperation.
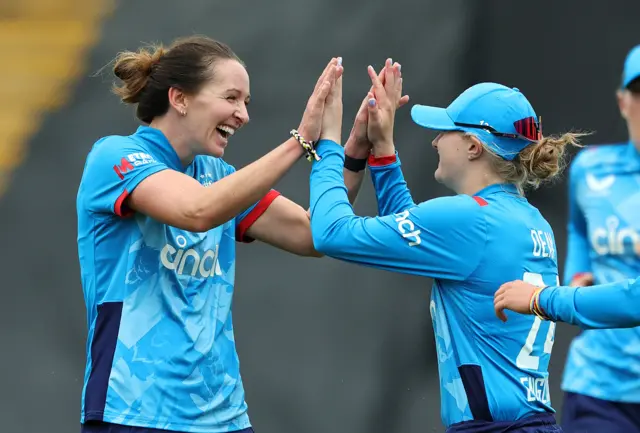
[301,245,324,258]
[311,224,339,256]
[292,229,324,258]
[181,203,222,233]
[296,229,325,258]
[299,233,325,257]
[181,216,211,233]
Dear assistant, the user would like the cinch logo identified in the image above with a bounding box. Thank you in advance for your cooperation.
[590,216,640,256]
[160,235,222,278]
[113,153,156,180]
[394,210,421,247]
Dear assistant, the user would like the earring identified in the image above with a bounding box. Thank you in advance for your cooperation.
[181,110,187,116]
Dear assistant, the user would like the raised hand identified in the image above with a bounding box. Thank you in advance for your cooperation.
[366,58,400,152]
[319,57,344,144]
[344,61,409,159]
[298,58,343,143]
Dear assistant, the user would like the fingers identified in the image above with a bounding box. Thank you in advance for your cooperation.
[334,59,343,95]
[366,91,380,121]
[314,58,339,93]
[320,57,343,104]
[384,58,396,97]
[390,61,408,109]
[335,57,344,81]
[377,65,386,87]
[398,94,410,109]
[314,65,336,108]
[495,281,517,298]
[493,290,508,322]
[367,92,382,130]
[394,62,402,90]
[354,93,370,123]
[313,57,338,92]
[493,284,509,322]
[496,305,508,322]
[364,64,390,97]
[367,65,386,102]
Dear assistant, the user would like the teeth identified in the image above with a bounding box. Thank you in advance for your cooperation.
[217,125,236,136]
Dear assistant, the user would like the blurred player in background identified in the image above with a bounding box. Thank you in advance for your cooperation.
[557,44,640,433]
[77,36,354,433]
[494,276,640,329]
[309,59,582,432]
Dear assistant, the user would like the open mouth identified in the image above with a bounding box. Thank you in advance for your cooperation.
[216,125,236,140]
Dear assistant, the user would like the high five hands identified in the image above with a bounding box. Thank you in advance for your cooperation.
[319,58,410,157]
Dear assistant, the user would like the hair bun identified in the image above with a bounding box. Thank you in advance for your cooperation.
[112,45,166,104]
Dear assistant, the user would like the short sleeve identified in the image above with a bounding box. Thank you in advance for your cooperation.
[221,164,281,243]
[79,136,169,217]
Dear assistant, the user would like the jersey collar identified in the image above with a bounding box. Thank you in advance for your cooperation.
[473,183,520,197]
[133,125,185,172]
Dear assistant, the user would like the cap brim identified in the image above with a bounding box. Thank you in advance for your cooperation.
[624,71,640,88]
[411,104,457,131]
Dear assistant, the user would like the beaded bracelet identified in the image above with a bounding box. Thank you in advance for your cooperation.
[290,129,320,162]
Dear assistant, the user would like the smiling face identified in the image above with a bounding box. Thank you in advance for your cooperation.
[431,131,474,188]
[181,58,251,157]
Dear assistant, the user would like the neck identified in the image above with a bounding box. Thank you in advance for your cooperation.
[630,125,640,152]
[453,169,504,196]
[149,116,195,166]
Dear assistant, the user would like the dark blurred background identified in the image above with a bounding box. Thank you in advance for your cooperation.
[0,1,638,432]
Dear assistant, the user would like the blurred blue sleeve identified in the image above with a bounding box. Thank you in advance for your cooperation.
[368,153,416,216]
[563,156,592,284]
[539,277,640,329]
[309,140,487,280]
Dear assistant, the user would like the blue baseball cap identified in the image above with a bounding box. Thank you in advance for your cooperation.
[411,82,540,160]
[622,45,640,89]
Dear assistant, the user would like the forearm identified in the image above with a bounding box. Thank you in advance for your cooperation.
[563,228,592,284]
[342,138,370,205]
[539,278,640,329]
[190,138,303,231]
[369,152,415,216]
[344,169,365,205]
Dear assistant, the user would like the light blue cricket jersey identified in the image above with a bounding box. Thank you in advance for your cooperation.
[562,142,640,403]
[309,140,560,429]
[76,125,278,432]
[540,276,640,329]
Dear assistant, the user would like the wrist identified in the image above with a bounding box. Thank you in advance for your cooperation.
[529,287,550,320]
[372,141,395,157]
[290,129,321,162]
[320,133,341,146]
[344,137,371,159]
[286,137,305,157]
